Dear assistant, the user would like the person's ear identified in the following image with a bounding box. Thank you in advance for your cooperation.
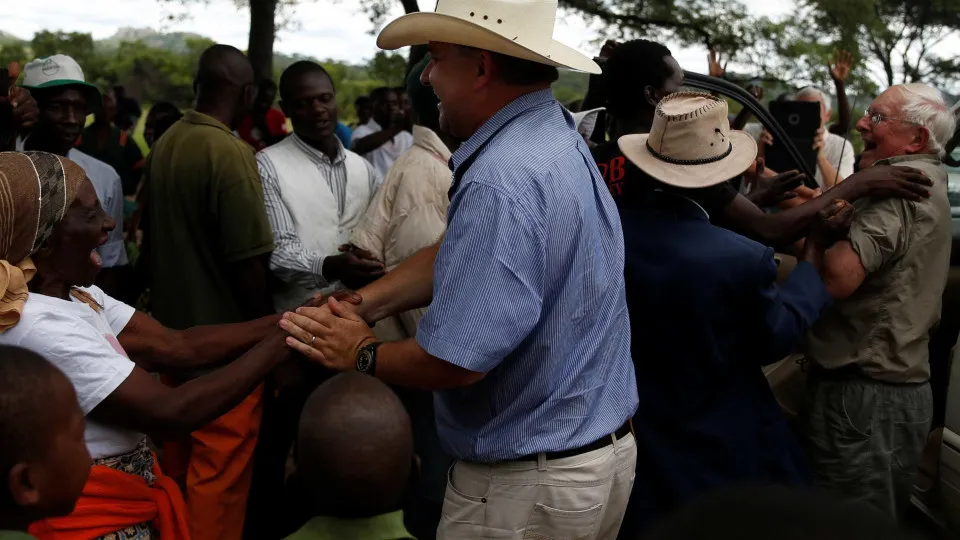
[905,126,930,154]
[8,463,41,507]
[279,99,290,119]
[475,51,495,90]
[643,86,659,108]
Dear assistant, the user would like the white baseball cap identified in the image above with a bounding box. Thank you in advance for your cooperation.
[22,54,102,111]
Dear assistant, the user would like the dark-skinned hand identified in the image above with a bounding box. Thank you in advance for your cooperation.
[833,165,932,203]
[808,199,855,248]
[745,159,804,208]
[0,64,38,150]
[322,244,385,289]
[272,288,365,392]
[599,40,620,60]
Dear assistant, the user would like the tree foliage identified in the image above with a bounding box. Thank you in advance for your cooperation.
[743,0,960,91]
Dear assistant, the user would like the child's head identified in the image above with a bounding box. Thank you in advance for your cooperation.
[0,346,90,527]
[297,372,414,519]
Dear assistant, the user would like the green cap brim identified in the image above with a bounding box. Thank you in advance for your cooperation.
[22,80,103,113]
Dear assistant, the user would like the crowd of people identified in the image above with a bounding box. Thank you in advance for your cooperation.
[0,0,958,539]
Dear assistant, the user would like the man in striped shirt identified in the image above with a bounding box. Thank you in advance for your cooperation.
[279,1,640,537]
[258,61,385,313]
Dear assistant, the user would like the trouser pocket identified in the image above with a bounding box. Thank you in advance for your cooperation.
[523,502,603,540]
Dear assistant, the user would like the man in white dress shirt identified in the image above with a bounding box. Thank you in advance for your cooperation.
[257,61,386,313]
[350,86,414,175]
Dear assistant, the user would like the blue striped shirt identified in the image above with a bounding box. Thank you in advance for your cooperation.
[416,89,638,462]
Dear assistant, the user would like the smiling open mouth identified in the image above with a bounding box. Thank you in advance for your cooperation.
[90,249,103,269]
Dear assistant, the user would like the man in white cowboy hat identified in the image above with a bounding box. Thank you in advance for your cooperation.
[613,91,854,538]
[799,83,955,519]
[18,54,128,295]
[276,0,639,538]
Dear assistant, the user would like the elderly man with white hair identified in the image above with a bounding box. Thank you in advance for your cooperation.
[795,86,855,188]
[799,83,956,520]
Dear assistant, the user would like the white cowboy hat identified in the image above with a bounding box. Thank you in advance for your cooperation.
[377,0,601,74]
[572,107,604,139]
[618,93,757,189]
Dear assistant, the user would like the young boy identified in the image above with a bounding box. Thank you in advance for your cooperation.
[284,372,416,540]
[0,346,91,538]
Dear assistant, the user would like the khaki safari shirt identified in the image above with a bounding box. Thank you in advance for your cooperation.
[146,110,275,329]
[803,154,952,383]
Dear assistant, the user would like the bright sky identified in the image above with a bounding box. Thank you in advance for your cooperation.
[1,0,793,72]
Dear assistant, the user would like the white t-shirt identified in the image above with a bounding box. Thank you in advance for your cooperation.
[351,119,414,176]
[743,123,855,187]
[14,139,128,268]
[0,286,142,459]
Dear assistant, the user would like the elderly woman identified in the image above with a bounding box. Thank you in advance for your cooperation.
[0,151,297,539]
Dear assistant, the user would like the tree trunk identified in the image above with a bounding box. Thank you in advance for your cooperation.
[248,0,278,81]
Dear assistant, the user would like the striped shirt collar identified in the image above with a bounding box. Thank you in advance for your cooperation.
[290,133,347,166]
[449,88,556,173]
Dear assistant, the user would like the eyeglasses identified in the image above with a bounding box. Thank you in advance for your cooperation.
[863,109,923,127]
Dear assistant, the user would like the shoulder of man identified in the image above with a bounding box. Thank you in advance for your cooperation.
[890,155,948,181]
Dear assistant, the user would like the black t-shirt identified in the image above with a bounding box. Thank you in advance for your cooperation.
[591,140,738,216]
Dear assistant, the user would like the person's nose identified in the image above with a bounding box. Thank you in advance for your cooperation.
[64,106,81,126]
[103,213,116,234]
[855,114,871,135]
[420,60,435,86]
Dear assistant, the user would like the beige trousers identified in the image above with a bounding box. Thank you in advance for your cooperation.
[438,433,637,540]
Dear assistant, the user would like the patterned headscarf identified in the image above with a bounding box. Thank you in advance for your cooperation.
[0,151,86,332]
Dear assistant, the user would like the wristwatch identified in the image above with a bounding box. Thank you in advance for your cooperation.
[356,341,381,376]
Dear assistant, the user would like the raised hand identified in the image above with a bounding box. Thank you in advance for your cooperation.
[599,40,620,60]
[829,50,855,83]
[746,161,805,208]
[708,48,727,78]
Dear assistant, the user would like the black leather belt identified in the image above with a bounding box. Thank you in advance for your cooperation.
[514,420,633,462]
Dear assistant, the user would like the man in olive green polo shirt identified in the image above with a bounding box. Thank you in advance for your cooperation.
[800,83,956,520]
[285,373,415,540]
[144,44,274,540]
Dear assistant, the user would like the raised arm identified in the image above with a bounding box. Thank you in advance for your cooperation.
[827,50,855,136]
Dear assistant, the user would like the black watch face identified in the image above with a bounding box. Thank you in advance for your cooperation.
[357,348,374,373]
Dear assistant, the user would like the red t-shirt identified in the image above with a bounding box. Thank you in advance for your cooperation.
[237,108,289,151]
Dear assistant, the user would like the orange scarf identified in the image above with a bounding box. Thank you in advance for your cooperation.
[28,458,191,540]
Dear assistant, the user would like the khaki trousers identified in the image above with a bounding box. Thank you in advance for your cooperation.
[438,433,637,539]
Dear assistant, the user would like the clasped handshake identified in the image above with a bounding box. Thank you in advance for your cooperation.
[279,244,381,372]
